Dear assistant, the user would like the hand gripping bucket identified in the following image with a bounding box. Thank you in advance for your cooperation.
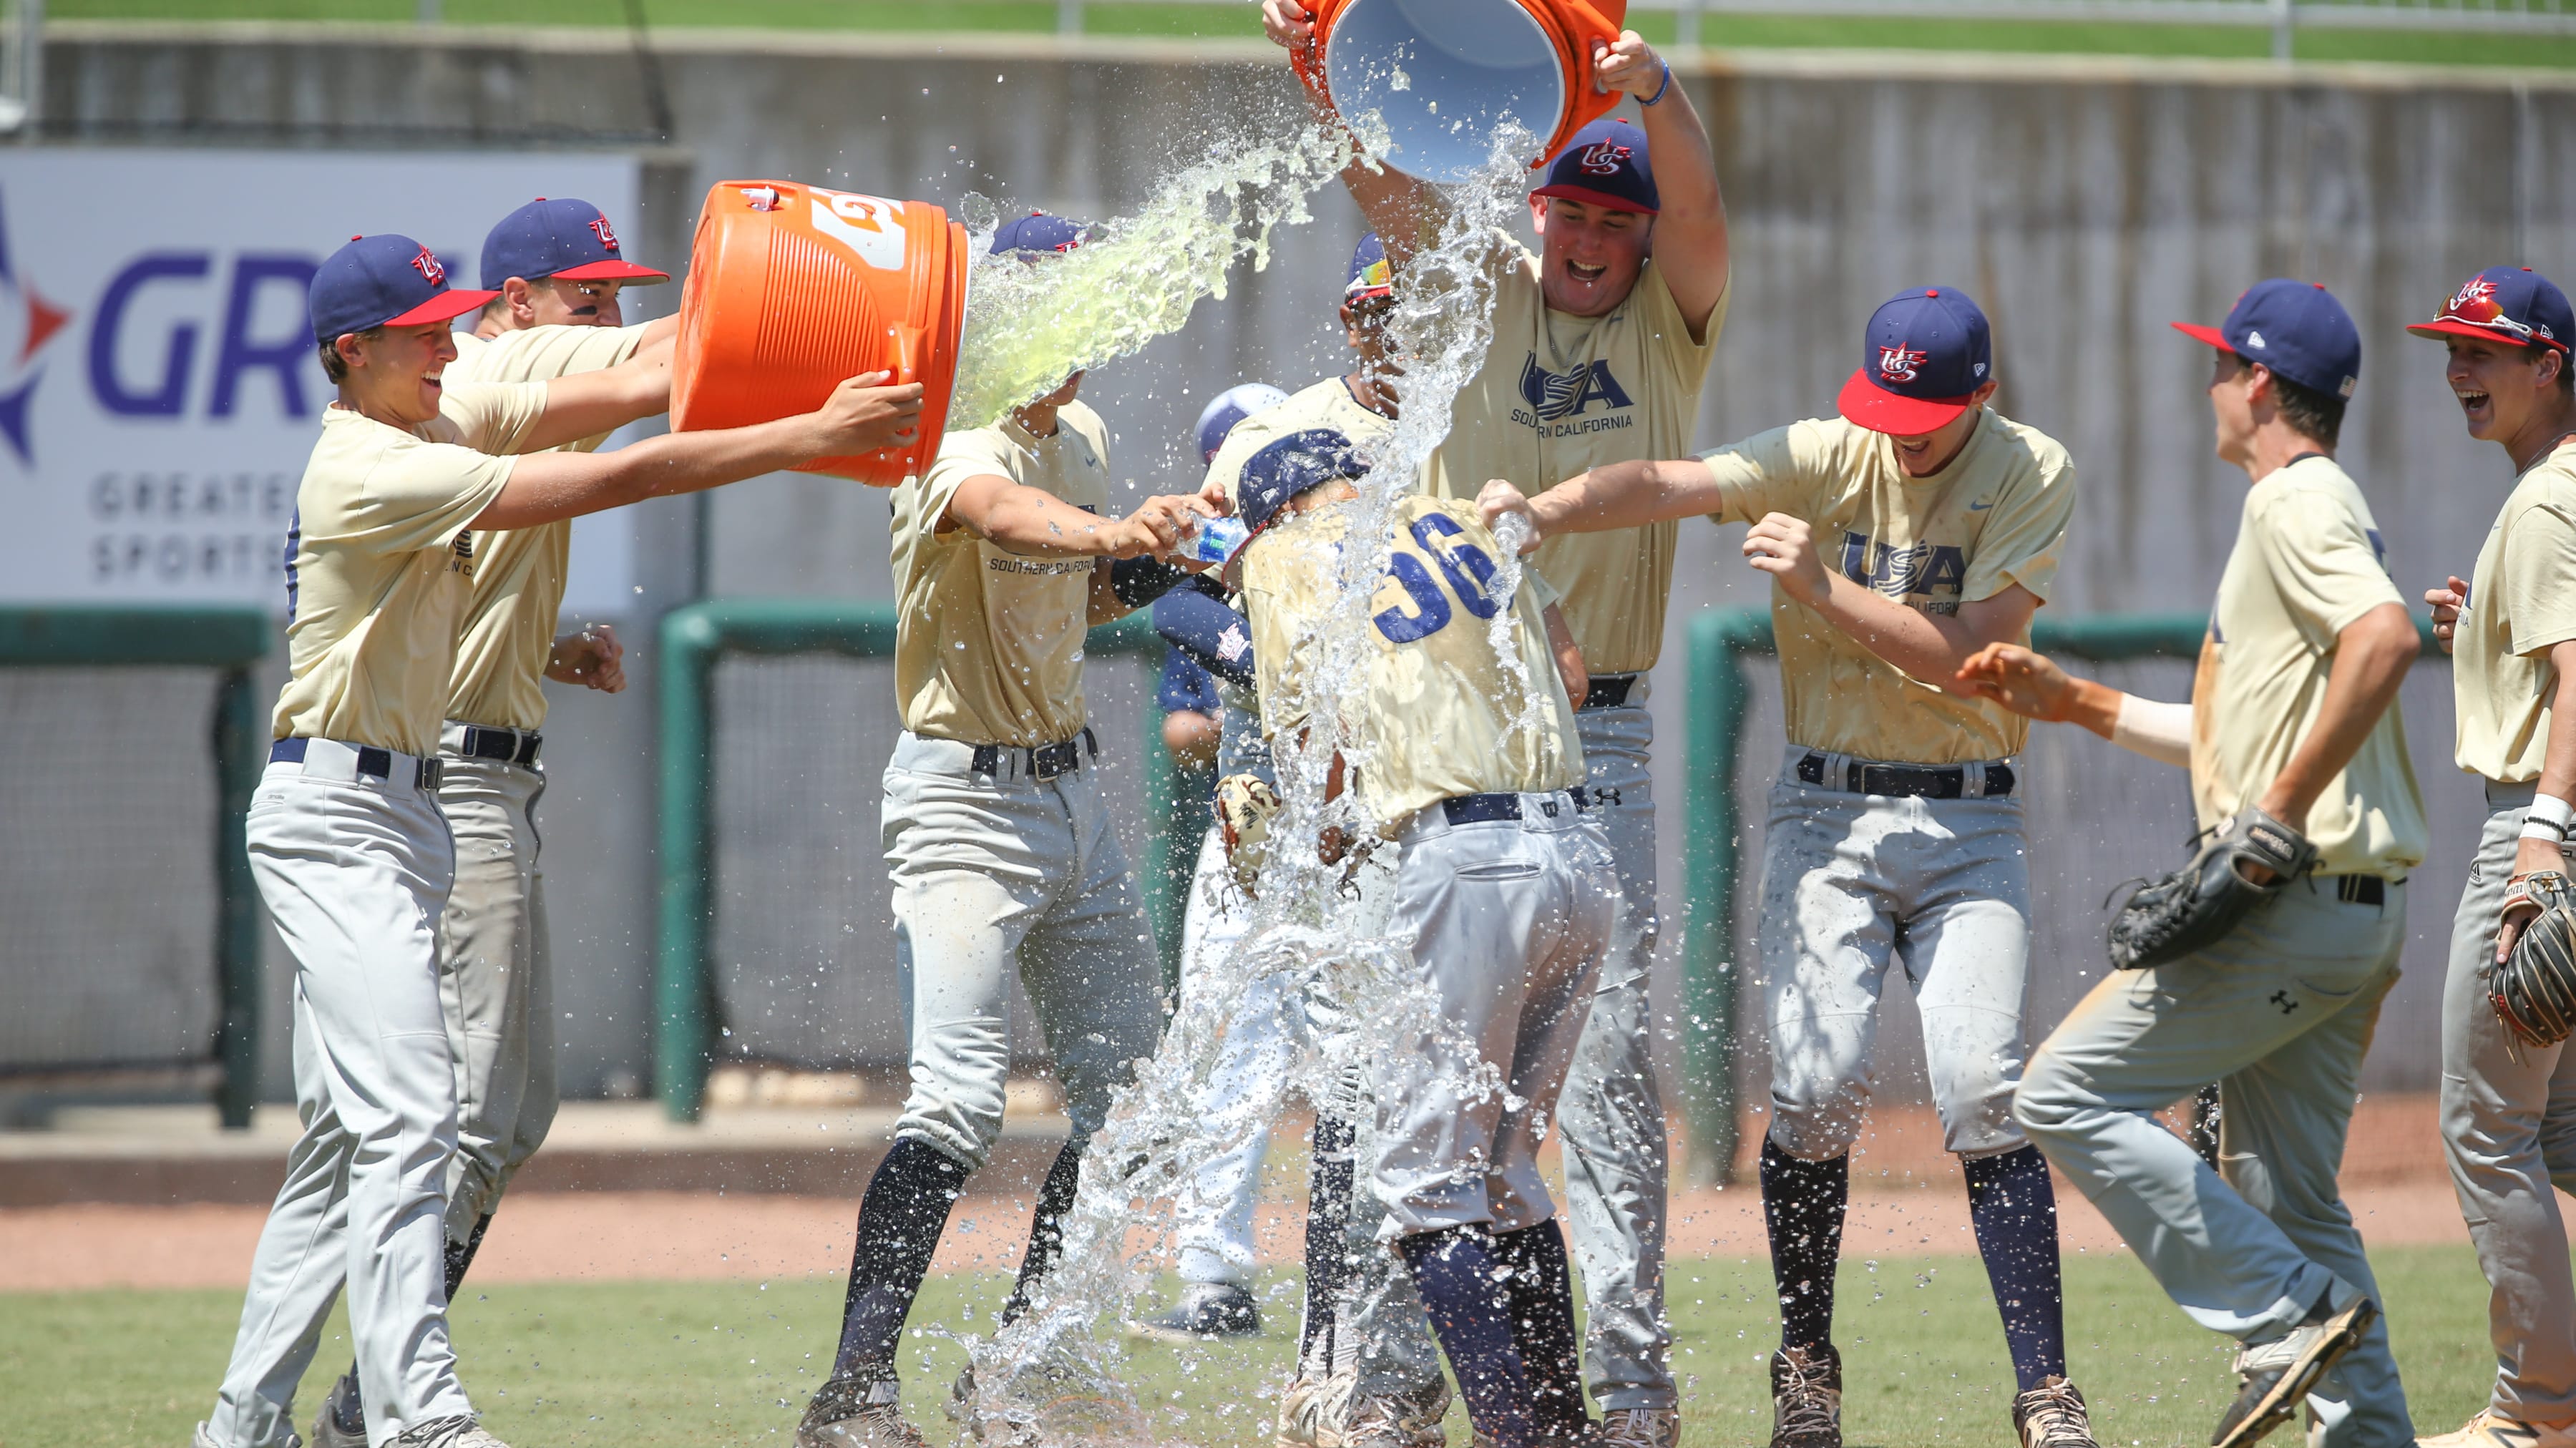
[1291,0,1628,184]
[670,180,969,486]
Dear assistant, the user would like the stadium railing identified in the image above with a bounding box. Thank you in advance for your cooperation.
[0,605,270,1127]
[653,599,1189,1122]
[1681,606,2210,1185]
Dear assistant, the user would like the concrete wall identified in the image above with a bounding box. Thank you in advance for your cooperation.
[36,25,2576,1105]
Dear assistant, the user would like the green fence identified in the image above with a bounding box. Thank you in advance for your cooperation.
[653,599,1189,1122]
[1679,605,2211,1185]
[0,605,272,1128]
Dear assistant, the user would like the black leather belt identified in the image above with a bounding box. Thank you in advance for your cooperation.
[2331,874,2389,906]
[970,728,1098,781]
[1443,791,1581,826]
[270,737,443,791]
[457,725,541,767]
[1796,751,2014,800]
[1582,674,1638,710]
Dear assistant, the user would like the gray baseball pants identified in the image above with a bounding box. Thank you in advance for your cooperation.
[2443,779,2576,1425]
[1760,746,2032,1163]
[883,731,1167,1170]
[209,748,474,1447]
[434,726,554,1244]
[1369,793,1617,1239]
[1555,700,1676,1412]
[2016,878,2414,1448]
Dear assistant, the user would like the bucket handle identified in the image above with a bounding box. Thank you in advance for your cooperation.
[1545,0,1630,164]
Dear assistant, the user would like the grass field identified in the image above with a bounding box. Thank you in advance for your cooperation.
[34,0,2576,69]
[4,1243,2503,1448]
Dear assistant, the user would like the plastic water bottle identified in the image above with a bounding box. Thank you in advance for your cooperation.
[1185,514,1249,566]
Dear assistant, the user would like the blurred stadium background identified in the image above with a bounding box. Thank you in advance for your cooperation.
[4,0,2573,1198]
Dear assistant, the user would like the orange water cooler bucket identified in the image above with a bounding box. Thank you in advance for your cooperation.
[1291,0,1627,184]
[670,180,970,486]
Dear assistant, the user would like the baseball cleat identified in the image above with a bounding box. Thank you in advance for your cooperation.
[2209,1286,2376,1448]
[1124,1281,1262,1342]
[309,1371,368,1448]
[383,1416,509,1448]
[1340,1378,1453,1448]
[1769,1344,1843,1448]
[2012,1376,2098,1448]
[2419,1409,2576,1448]
[1277,1371,1356,1448]
[1595,1407,1681,1448]
[800,1371,925,1448]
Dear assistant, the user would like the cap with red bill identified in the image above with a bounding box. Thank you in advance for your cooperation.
[2172,278,2360,399]
[1533,119,1659,216]
[481,197,668,290]
[1837,286,1993,436]
[2407,265,2573,355]
[309,233,494,344]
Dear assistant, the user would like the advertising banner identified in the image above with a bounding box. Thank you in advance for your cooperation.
[0,150,645,611]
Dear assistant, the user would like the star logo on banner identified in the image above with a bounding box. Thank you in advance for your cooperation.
[0,186,74,467]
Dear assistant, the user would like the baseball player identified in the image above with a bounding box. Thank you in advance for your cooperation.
[2413,265,2576,1448]
[1126,381,1287,1345]
[1262,12,1731,1436]
[1226,428,1611,1448]
[306,197,675,1448]
[794,213,1221,1448]
[200,232,920,1448]
[1963,280,2421,1448]
[1482,286,2095,1448]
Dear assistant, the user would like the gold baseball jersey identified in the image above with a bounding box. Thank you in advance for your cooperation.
[1239,493,1582,827]
[1206,376,1396,504]
[1423,243,1724,675]
[441,322,648,730]
[892,402,1113,748]
[271,382,547,757]
[2454,439,2576,783]
[2190,455,2426,878]
[1697,409,2075,764]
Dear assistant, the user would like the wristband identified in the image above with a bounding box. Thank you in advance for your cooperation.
[1639,60,1673,107]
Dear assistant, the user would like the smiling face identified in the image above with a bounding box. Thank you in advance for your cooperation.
[2444,335,2560,444]
[336,321,460,428]
[1532,196,1653,318]
[1883,380,1999,477]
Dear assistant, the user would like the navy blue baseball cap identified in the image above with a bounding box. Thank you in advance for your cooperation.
[2175,278,2361,400]
[1838,287,1994,435]
[479,198,667,291]
[991,211,1089,257]
[1533,119,1659,215]
[2408,265,2574,355]
[1345,233,1394,302]
[1195,383,1289,463]
[1236,429,1365,537]
[310,234,497,344]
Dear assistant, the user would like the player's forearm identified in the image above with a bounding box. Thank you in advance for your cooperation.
[1530,457,1718,538]
[1635,78,1729,329]
[1087,563,1131,626]
[524,354,671,452]
[959,485,1135,559]
[1809,575,1999,691]
[2257,602,2417,829]
[2109,695,2193,766]
[472,414,825,529]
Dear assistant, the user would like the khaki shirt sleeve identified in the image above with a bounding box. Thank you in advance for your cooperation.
[2499,489,2576,657]
[1241,536,1323,740]
[1961,449,2077,605]
[1696,421,1822,526]
[913,430,1014,542]
[351,437,515,556]
[472,323,648,383]
[1524,566,1562,614]
[437,381,549,457]
[2252,480,2403,649]
[1638,259,1727,363]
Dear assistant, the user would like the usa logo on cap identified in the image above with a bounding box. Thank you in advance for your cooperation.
[1877,346,1928,384]
[2408,265,2575,356]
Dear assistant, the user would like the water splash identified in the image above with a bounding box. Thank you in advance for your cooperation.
[945,120,1549,1447]
[949,119,1359,430]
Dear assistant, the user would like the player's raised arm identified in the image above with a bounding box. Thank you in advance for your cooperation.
[469,370,924,530]
[1594,31,1728,333]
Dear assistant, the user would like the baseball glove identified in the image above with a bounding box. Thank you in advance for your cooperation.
[2494,871,2576,1050]
[1215,773,1282,896]
[2109,807,2318,970]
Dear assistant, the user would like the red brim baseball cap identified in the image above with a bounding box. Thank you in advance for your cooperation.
[1837,367,1974,436]
[551,258,670,283]
[2171,321,2229,351]
[384,288,501,328]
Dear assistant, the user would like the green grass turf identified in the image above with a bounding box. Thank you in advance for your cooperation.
[34,0,2576,69]
[0,1242,2504,1448]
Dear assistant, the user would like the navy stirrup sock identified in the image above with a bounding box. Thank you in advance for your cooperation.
[829,1136,971,1381]
[1760,1138,1849,1353]
[1297,1114,1360,1379]
[1964,1144,2069,1392]
[1492,1220,1589,1437]
[1398,1225,1539,1448]
[1002,1138,1087,1326]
